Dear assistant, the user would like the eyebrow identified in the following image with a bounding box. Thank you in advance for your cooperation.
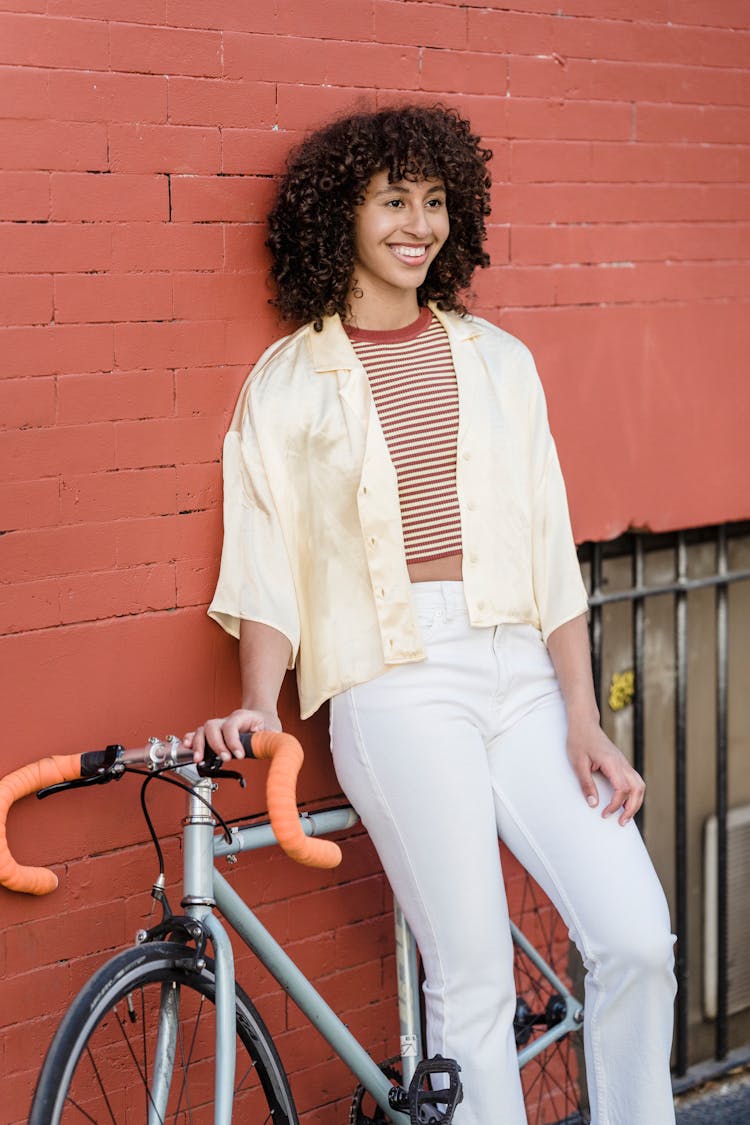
[373,182,446,197]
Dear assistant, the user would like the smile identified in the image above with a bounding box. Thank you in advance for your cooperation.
[388,244,430,265]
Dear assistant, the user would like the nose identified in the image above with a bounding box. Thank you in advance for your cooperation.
[402,204,433,240]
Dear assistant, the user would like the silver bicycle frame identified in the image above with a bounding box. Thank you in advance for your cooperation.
[170,766,582,1124]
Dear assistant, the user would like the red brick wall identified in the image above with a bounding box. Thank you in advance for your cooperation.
[1,3,748,1121]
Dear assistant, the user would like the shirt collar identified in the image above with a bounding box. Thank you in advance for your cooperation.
[309,301,481,373]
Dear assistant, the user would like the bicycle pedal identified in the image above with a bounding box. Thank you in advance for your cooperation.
[407,1055,462,1125]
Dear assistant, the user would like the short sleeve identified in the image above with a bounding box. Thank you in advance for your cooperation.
[527,362,590,641]
[208,410,300,668]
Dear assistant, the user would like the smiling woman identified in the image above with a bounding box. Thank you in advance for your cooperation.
[185,104,678,1125]
[351,174,449,324]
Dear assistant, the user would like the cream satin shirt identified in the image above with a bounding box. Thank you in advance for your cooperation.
[209,303,589,719]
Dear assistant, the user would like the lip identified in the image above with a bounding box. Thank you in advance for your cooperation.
[387,243,431,266]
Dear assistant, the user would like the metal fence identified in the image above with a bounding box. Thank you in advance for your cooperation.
[578,521,750,1090]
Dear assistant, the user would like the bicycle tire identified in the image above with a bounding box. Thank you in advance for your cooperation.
[29,941,298,1125]
[511,871,590,1125]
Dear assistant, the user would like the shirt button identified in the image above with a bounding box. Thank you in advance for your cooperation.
[462,451,472,461]
[477,600,485,611]
[369,536,376,547]
[376,587,385,599]
[468,553,478,564]
[467,500,477,511]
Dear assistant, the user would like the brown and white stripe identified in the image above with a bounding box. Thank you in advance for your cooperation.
[348,310,463,565]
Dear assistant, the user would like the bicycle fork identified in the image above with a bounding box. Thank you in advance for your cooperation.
[148,776,236,1125]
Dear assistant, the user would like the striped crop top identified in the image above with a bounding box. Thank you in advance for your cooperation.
[346,307,463,565]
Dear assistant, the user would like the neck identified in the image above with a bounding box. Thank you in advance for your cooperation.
[345,289,421,332]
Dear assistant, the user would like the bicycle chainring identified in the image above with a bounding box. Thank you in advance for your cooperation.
[349,1057,402,1125]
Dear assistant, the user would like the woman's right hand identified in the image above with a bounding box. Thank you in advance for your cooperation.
[184,709,282,763]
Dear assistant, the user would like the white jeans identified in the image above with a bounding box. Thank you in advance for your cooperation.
[330,582,676,1125]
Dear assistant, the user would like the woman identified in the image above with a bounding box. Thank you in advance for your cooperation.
[185,105,676,1125]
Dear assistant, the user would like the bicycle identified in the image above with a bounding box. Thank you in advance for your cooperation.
[0,731,588,1124]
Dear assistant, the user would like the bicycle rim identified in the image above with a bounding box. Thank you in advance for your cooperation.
[512,873,590,1125]
[30,942,297,1125]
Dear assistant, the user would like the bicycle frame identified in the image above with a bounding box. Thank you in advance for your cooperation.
[164,766,582,1125]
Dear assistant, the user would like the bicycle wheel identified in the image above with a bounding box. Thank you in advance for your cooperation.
[511,871,589,1125]
[30,941,298,1125]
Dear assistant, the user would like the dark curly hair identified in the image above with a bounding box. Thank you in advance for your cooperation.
[266,104,492,328]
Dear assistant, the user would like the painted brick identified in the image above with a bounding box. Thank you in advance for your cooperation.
[420,48,507,95]
[174,365,247,417]
[0,275,52,325]
[0,377,56,430]
[2,422,116,485]
[510,139,750,184]
[0,13,109,69]
[0,63,50,115]
[109,21,222,78]
[223,34,419,91]
[221,128,298,177]
[510,222,750,266]
[175,462,221,512]
[60,468,177,522]
[175,555,217,605]
[0,477,60,532]
[112,220,223,271]
[276,0,374,42]
[169,174,275,222]
[637,102,750,144]
[492,182,750,224]
[277,84,378,132]
[509,55,750,107]
[108,122,222,175]
[48,0,166,19]
[113,414,227,469]
[57,369,175,424]
[0,220,112,273]
[114,319,227,370]
[0,323,114,378]
[0,171,49,219]
[172,272,257,320]
[51,171,169,221]
[164,0,275,33]
[0,576,62,634]
[54,272,173,324]
[59,563,176,624]
[222,221,274,271]
[374,0,467,49]
[0,118,107,172]
[49,70,168,124]
[168,76,276,129]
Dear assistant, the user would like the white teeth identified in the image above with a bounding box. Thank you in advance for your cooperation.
[391,245,426,258]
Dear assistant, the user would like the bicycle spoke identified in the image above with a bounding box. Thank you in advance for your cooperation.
[83,1044,118,1125]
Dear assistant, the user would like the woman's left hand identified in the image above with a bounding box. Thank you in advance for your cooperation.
[566,717,645,827]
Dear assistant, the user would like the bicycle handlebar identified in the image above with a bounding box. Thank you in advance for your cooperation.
[0,731,342,896]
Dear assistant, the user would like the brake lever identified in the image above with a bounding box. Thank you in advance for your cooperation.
[37,768,125,800]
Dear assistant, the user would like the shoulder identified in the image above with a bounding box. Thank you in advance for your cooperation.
[435,306,540,390]
[228,321,317,430]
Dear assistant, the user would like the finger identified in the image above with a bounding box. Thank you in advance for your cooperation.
[183,731,195,748]
[569,754,599,808]
[602,786,629,818]
[222,716,246,758]
[191,727,205,764]
[203,718,232,761]
[619,781,646,826]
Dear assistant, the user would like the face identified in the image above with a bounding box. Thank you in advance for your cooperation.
[351,171,449,306]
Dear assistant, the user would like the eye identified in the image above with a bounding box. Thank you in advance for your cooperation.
[384,198,405,208]
[426,198,445,208]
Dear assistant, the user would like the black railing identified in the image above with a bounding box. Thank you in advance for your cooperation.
[578,521,750,1086]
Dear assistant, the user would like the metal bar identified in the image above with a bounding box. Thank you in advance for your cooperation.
[213,807,359,858]
[202,914,236,1125]
[393,899,423,1087]
[674,532,689,1076]
[587,565,750,608]
[715,528,729,1061]
[590,542,603,710]
[213,870,411,1123]
[632,535,645,832]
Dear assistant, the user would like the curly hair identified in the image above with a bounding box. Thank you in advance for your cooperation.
[266,104,493,328]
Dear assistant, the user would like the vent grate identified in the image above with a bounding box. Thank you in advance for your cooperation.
[703,805,750,1019]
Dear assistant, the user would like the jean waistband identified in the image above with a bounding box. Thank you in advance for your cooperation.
[410,580,469,621]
